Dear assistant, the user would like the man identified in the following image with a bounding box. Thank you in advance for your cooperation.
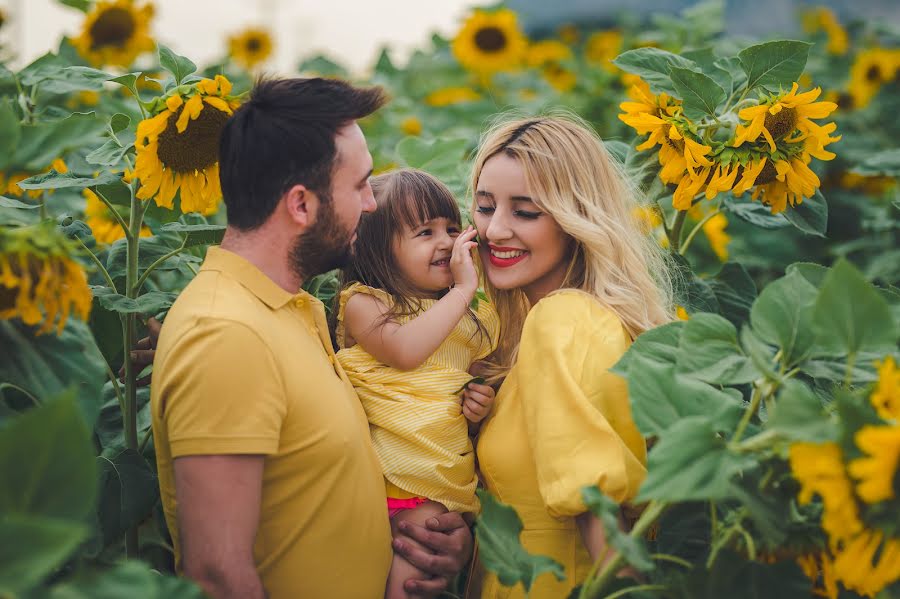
[150,77,471,599]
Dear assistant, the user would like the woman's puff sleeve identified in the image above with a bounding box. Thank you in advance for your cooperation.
[517,292,647,518]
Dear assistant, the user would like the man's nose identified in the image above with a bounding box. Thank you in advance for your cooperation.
[361,182,376,213]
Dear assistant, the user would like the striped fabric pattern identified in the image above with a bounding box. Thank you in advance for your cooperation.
[336,283,500,513]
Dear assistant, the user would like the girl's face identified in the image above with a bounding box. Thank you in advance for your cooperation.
[473,153,572,304]
[392,216,461,296]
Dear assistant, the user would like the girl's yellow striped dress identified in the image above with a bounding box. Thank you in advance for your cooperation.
[335,283,500,513]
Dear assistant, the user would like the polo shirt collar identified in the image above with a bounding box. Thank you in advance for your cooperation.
[201,246,310,310]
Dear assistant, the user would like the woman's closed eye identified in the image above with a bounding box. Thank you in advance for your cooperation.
[475,205,495,215]
[514,210,542,220]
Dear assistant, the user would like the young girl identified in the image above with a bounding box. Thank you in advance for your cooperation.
[334,168,500,599]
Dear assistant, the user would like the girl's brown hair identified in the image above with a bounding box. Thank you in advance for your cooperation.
[335,168,463,326]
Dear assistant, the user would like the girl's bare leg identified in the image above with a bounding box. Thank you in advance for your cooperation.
[384,501,448,599]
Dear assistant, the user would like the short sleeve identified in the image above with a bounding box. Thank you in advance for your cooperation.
[156,318,287,457]
[517,292,647,517]
[335,283,392,350]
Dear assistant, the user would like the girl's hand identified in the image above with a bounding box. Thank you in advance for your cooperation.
[462,381,495,423]
[449,226,479,296]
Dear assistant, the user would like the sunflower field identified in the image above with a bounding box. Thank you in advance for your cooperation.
[0,1,899,598]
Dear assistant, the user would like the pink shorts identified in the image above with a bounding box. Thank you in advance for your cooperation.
[387,496,428,518]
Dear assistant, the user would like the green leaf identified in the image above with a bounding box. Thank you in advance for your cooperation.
[96,449,159,547]
[86,134,135,167]
[785,262,829,289]
[160,222,226,248]
[812,259,898,355]
[626,355,744,437]
[750,270,819,366]
[0,320,106,427]
[395,136,470,182]
[109,72,142,99]
[0,196,39,210]
[454,376,486,394]
[849,148,900,177]
[637,418,754,502]
[20,65,114,94]
[158,45,197,85]
[57,0,91,11]
[680,549,811,598]
[474,490,565,592]
[668,66,726,120]
[108,113,132,136]
[0,392,97,520]
[0,100,21,170]
[611,321,685,377]
[723,194,790,229]
[738,41,812,92]
[677,313,758,385]
[782,189,827,237]
[16,112,105,171]
[671,255,720,314]
[0,513,87,596]
[768,380,839,442]
[715,56,748,96]
[708,262,757,328]
[90,287,177,316]
[740,327,778,380]
[105,237,202,279]
[613,48,699,96]
[16,170,120,191]
[581,487,654,572]
[45,560,206,599]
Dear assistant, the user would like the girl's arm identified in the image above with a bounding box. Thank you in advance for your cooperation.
[343,228,479,371]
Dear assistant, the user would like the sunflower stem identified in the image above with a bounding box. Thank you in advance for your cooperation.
[679,208,722,256]
[101,354,126,418]
[730,384,763,446]
[669,210,689,252]
[650,553,693,569]
[601,584,667,599]
[0,383,41,408]
[134,240,188,293]
[76,237,117,293]
[92,186,132,242]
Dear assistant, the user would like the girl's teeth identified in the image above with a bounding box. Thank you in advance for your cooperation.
[491,250,525,259]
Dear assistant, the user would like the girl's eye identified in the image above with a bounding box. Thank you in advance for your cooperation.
[447,226,461,236]
[515,210,542,220]
[475,206,495,215]
[416,229,432,237]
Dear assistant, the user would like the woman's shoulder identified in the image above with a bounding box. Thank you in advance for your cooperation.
[525,290,628,342]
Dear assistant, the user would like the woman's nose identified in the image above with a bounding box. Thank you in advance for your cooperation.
[484,210,513,242]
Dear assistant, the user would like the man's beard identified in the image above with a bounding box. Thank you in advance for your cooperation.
[289,193,355,280]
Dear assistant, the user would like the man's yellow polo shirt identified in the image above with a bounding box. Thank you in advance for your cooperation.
[151,247,391,598]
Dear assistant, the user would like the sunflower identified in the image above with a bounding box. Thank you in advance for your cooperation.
[526,40,576,92]
[400,116,422,137]
[839,172,896,196]
[733,83,838,153]
[557,23,579,45]
[750,156,821,214]
[848,424,900,504]
[133,75,240,214]
[83,189,151,245]
[585,30,623,72]
[702,213,731,261]
[424,86,482,107]
[71,0,154,68]
[801,7,849,56]
[0,7,5,30]
[832,530,900,597]
[870,356,900,420]
[0,223,92,335]
[3,158,68,199]
[797,552,839,599]
[451,8,528,76]
[849,48,900,109]
[228,27,274,70]
[731,156,768,195]
[676,306,690,321]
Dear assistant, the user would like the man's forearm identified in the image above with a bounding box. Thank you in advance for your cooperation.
[185,562,267,599]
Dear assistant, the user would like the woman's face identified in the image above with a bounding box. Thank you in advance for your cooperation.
[473,153,572,304]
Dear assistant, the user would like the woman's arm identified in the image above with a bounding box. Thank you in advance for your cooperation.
[343,228,479,371]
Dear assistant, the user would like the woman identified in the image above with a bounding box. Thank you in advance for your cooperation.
[469,114,672,598]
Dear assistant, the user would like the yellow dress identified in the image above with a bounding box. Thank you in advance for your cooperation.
[336,283,500,513]
[474,291,647,599]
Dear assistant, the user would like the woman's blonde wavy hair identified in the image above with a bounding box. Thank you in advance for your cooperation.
[470,112,674,379]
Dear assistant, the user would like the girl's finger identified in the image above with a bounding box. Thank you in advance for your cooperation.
[466,382,493,396]
[464,391,491,408]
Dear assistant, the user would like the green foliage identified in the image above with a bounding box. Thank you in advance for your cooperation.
[669,66,726,120]
[474,490,565,592]
[17,170,120,190]
[613,48,698,96]
[581,487,654,572]
[738,41,812,92]
[91,287,177,316]
[158,45,197,86]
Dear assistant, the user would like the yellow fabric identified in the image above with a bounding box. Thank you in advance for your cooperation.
[151,248,391,599]
[474,291,647,599]
[336,283,500,513]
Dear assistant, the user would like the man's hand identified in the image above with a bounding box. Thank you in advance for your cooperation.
[119,317,161,386]
[393,511,473,597]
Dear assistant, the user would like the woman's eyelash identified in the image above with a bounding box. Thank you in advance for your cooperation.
[475,206,494,214]
[515,211,542,220]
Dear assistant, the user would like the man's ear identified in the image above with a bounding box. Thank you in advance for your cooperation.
[282,184,320,232]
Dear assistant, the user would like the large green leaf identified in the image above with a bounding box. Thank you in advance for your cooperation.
[90,287,177,316]
[723,195,790,229]
[678,549,811,598]
[0,392,97,520]
[19,65,114,94]
[849,148,900,177]
[45,560,206,598]
[0,196,39,210]
[95,449,159,548]
[676,313,758,385]
[749,270,818,366]
[158,45,197,85]
[812,259,898,356]
[681,48,733,97]
[612,48,699,96]
[708,262,757,328]
[16,170,120,191]
[0,319,106,427]
[15,112,105,171]
[0,513,87,596]
[0,100,21,170]
[105,237,202,279]
[668,66,726,120]
[626,355,744,437]
[86,131,136,167]
[474,490,565,592]
[160,222,226,248]
[738,41,812,92]
[785,262,829,289]
[768,380,839,442]
[581,487,654,572]
[781,189,827,237]
[611,320,684,377]
[637,418,755,502]
[396,135,470,182]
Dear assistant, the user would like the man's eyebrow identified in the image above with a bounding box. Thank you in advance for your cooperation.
[359,168,373,186]
[475,190,493,199]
